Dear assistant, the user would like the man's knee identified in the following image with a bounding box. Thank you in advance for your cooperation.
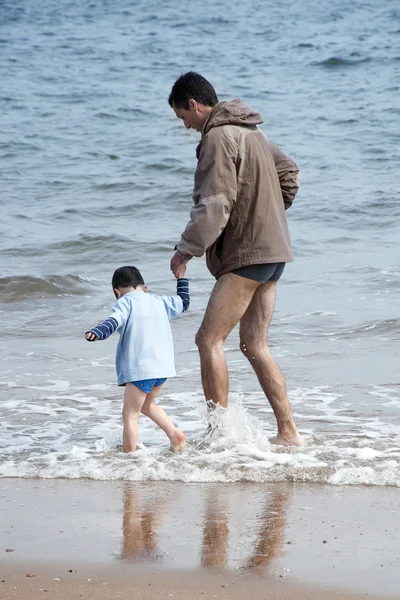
[195,327,223,352]
[239,337,263,360]
[240,339,253,358]
[195,328,209,351]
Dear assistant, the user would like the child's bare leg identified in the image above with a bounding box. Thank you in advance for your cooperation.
[141,386,185,451]
[122,383,146,452]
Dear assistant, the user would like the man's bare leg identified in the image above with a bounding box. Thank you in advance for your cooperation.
[239,281,303,446]
[196,273,260,408]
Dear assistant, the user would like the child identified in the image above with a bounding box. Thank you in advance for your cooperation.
[85,265,189,453]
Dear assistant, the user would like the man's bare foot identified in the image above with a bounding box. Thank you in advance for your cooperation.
[205,420,220,438]
[169,429,185,452]
[274,432,304,447]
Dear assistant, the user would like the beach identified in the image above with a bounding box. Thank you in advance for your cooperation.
[0,567,391,600]
[1,0,400,598]
[1,0,400,489]
[2,479,399,599]
[1,0,400,487]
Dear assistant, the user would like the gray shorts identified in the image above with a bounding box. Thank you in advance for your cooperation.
[231,262,285,283]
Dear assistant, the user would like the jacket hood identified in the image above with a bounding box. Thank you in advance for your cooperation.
[203,100,263,135]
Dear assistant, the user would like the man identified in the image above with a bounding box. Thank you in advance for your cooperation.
[169,72,303,446]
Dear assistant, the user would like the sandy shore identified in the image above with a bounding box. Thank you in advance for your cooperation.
[0,566,390,600]
[1,479,399,599]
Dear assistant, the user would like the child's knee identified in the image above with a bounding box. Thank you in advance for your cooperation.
[141,404,151,417]
[122,406,141,422]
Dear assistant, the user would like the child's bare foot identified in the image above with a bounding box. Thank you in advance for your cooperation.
[169,429,185,452]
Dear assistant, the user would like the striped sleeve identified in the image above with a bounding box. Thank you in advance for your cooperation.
[177,278,190,312]
[86,295,131,341]
[87,317,118,341]
[159,279,190,320]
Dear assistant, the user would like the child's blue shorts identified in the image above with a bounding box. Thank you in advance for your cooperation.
[132,378,167,393]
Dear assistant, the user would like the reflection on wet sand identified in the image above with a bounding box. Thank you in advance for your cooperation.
[119,485,165,563]
[201,487,230,568]
[201,486,291,572]
[119,483,292,572]
[246,490,291,572]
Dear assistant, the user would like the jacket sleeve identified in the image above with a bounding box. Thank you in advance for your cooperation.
[176,129,237,257]
[269,142,300,210]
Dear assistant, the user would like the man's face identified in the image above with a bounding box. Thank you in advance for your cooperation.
[172,100,206,132]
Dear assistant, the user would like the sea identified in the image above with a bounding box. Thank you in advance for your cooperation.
[1,0,399,486]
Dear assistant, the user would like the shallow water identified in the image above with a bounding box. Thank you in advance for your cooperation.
[1,0,399,485]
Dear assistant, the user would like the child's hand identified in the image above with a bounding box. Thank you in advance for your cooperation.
[85,331,99,342]
[176,263,187,279]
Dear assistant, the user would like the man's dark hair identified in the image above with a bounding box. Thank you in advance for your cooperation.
[112,266,144,289]
[168,71,218,110]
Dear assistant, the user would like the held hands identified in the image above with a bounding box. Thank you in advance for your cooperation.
[176,263,187,279]
[170,250,190,279]
[85,331,99,342]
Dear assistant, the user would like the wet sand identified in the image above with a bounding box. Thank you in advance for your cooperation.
[1,479,399,599]
[0,566,391,600]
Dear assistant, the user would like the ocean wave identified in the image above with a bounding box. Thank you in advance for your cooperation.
[1,236,176,261]
[0,274,97,302]
[45,235,174,255]
[91,182,138,191]
[46,234,135,253]
[94,111,121,120]
[313,56,371,68]
[116,107,152,118]
[1,434,399,486]
[321,318,400,339]
[1,393,399,486]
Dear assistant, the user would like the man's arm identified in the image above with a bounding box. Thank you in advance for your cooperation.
[269,141,300,210]
[176,128,237,257]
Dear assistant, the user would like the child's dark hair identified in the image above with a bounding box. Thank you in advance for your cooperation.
[112,266,144,289]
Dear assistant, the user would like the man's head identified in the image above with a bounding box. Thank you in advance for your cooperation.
[112,266,146,299]
[169,72,218,132]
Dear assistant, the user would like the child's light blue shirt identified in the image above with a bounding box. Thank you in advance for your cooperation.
[88,280,189,386]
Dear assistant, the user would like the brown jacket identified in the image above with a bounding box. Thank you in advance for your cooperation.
[176,100,299,278]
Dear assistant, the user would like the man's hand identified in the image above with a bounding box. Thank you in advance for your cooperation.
[170,250,190,279]
[85,331,98,342]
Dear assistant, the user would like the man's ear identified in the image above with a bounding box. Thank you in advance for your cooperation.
[188,98,197,111]
[114,288,121,299]
[143,285,148,293]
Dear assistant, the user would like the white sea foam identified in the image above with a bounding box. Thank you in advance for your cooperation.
[1,383,399,486]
